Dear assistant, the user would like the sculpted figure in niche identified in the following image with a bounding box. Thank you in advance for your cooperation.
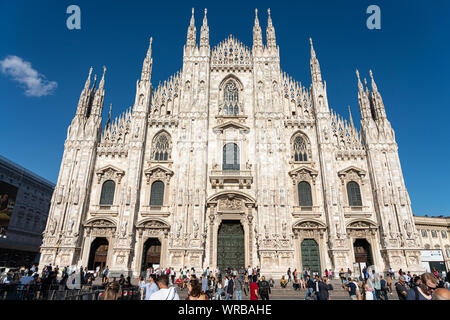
[121,220,128,237]
[67,218,75,236]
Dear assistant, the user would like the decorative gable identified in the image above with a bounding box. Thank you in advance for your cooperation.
[96,165,125,184]
[144,165,174,184]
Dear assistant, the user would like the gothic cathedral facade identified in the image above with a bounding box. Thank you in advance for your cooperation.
[39,9,424,277]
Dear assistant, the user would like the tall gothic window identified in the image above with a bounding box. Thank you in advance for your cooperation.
[150,181,165,206]
[223,143,240,171]
[298,181,313,206]
[100,180,115,205]
[223,80,239,116]
[293,135,308,162]
[421,229,428,237]
[347,181,362,207]
[153,132,171,161]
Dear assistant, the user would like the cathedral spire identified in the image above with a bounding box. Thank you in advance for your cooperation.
[141,37,153,82]
[348,105,354,128]
[106,103,112,129]
[310,38,322,84]
[369,69,387,120]
[266,8,277,49]
[91,66,106,116]
[253,8,263,51]
[186,8,197,50]
[356,69,372,120]
[76,67,94,116]
[200,8,209,49]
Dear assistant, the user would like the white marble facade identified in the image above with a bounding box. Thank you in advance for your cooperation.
[39,9,425,277]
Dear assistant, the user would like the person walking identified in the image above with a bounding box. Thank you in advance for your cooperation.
[225,275,234,300]
[379,275,388,300]
[233,275,243,300]
[287,268,292,283]
[316,276,332,300]
[215,278,224,300]
[249,275,259,300]
[258,276,271,300]
[305,275,315,300]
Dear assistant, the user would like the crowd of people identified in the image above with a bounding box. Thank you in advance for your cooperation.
[1,263,449,300]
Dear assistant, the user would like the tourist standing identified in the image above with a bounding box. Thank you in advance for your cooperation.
[215,278,223,300]
[406,273,438,300]
[234,275,243,300]
[287,268,292,283]
[225,275,234,300]
[144,275,158,300]
[395,276,409,300]
[258,276,271,300]
[149,275,179,300]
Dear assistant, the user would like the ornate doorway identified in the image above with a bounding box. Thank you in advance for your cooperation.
[141,238,161,271]
[217,220,244,271]
[87,237,109,270]
[353,239,373,265]
[301,239,321,275]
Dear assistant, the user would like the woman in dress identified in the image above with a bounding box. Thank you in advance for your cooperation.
[250,275,259,300]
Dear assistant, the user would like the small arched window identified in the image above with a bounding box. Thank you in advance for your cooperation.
[153,132,171,161]
[421,229,428,237]
[298,181,312,206]
[293,135,308,162]
[223,80,239,116]
[223,143,240,171]
[431,230,438,238]
[150,181,165,206]
[100,180,115,205]
[441,230,447,239]
[347,181,362,207]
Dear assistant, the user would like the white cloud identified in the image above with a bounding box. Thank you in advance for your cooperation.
[0,55,57,97]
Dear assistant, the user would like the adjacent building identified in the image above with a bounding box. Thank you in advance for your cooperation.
[0,155,54,267]
[414,215,450,275]
[39,8,431,277]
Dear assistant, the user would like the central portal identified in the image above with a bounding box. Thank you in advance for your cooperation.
[217,220,245,271]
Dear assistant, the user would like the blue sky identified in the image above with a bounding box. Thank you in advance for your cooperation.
[1,0,449,216]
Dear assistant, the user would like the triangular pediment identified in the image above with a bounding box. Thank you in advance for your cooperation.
[213,120,250,134]
[96,165,125,175]
[338,166,366,177]
[288,165,318,177]
[144,165,174,177]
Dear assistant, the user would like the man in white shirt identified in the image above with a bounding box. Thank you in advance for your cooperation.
[150,275,180,300]
[247,266,252,276]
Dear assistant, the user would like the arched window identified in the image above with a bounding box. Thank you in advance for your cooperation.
[153,132,171,161]
[293,135,308,162]
[223,143,240,171]
[347,181,362,206]
[150,181,165,206]
[431,230,437,238]
[100,180,115,205]
[223,80,239,116]
[421,229,428,237]
[298,181,312,206]
[441,230,447,238]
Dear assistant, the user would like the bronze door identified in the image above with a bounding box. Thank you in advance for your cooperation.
[141,238,161,271]
[217,221,245,271]
[301,239,321,274]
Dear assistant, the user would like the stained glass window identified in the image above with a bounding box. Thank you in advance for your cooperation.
[100,180,115,205]
[298,182,312,206]
[150,181,165,206]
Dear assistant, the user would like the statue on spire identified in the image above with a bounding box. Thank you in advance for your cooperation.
[200,8,209,48]
[186,8,197,49]
[253,8,263,50]
[266,8,276,49]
